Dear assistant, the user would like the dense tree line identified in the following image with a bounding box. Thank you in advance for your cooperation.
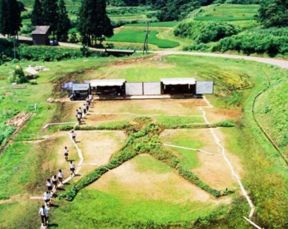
[78,0,113,46]
[31,0,71,41]
[174,21,238,43]
[258,0,288,27]
[0,0,22,36]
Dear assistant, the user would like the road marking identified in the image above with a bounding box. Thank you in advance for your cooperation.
[163,143,214,155]
[199,107,261,228]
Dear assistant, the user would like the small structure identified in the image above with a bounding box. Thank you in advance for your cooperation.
[32,26,50,45]
[161,78,196,95]
[70,83,90,100]
[105,49,135,57]
[89,79,126,97]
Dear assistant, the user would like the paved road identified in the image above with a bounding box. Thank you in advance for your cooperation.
[153,50,288,69]
[3,35,288,69]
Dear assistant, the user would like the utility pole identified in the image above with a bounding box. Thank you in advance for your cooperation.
[143,22,150,55]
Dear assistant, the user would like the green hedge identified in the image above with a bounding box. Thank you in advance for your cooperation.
[61,119,229,201]
[19,45,84,61]
[212,27,288,56]
[174,21,239,43]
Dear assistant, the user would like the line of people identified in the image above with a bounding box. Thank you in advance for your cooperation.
[39,95,93,227]
[75,94,93,125]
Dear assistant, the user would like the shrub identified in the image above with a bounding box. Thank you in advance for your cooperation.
[9,65,28,84]
[0,123,16,145]
[174,21,239,43]
[213,27,288,56]
[19,45,85,61]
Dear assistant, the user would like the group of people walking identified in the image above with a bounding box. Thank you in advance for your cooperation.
[39,169,64,227]
[39,95,93,227]
[75,94,93,125]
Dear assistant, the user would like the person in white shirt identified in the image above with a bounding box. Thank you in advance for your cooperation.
[51,175,58,189]
[71,130,76,142]
[57,169,64,185]
[43,191,51,207]
[69,161,76,176]
[39,205,47,226]
[64,146,69,161]
[44,206,49,225]
[46,179,52,191]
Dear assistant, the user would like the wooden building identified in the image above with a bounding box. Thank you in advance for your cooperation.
[32,26,50,45]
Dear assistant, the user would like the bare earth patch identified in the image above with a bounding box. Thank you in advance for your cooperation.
[38,132,78,178]
[91,99,204,117]
[205,108,242,123]
[161,129,242,190]
[76,131,127,175]
[6,112,31,127]
[89,154,230,204]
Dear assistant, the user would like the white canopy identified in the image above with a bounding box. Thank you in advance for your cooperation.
[89,79,126,87]
[161,78,196,85]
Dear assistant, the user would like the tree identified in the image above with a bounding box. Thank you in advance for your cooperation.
[258,0,288,27]
[157,0,200,21]
[78,0,113,46]
[56,0,71,41]
[42,0,59,34]
[0,0,22,36]
[31,0,43,26]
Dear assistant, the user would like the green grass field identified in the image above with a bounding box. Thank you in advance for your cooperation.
[108,28,179,48]
[192,4,259,28]
[1,54,288,228]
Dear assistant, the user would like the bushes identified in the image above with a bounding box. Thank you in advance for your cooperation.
[212,27,288,56]
[174,21,239,43]
[9,65,28,84]
[19,45,85,61]
[0,124,16,146]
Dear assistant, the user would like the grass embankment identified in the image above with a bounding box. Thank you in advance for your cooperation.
[192,4,259,28]
[255,80,288,155]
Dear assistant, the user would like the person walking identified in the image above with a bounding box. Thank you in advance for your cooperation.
[76,113,81,125]
[44,206,49,226]
[39,205,47,226]
[43,191,51,207]
[57,169,64,185]
[46,179,52,192]
[83,103,87,115]
[64,146,69,161]
[71,130,77,142]
[51,175,58,189]
[69,161,76,176]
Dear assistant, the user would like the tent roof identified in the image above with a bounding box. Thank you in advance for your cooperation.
[89,79,126,87]
[32,26,50,35]
[72,83,90,91]
[161,78,196,85]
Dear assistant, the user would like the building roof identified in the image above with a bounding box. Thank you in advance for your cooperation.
[89,79,126,87]
[161,78,196,85]
[72,83,90,91]
[32,26,50,35]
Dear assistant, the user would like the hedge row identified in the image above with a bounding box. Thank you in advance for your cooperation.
[174,21,239,43]
[213,27,288,56]
[61,120,230,201]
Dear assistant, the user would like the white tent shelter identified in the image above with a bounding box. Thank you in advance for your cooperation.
[89,79,126,87]
[161,78,196,85]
